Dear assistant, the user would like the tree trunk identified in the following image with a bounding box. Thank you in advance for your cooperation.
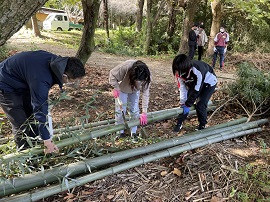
[207,0,223,55]
[0,0,48,46]
[31,13,41,37]
[144,0,153,54]
[135,0,144,32]
[76,0,101,65]
[178,0,200,54]
[102,0,109,39]
[152,0,166,28]
[166,0,177,38]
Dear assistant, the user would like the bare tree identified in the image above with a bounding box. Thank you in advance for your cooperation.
[102,0,109,39]
[166,0,178,38]
[0,0,48,46]
[135,0,144,32]
[207,0,223,55]
[144,0,153,54]
[76,0,101,64]
[31,13,41,37]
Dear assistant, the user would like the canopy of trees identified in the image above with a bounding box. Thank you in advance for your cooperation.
[0,0,270,57]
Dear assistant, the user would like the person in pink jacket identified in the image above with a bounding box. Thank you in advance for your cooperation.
[109,60,151,140]
[212,26,229,70]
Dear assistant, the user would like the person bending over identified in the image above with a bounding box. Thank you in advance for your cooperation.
[0,50,85,153]
[109,60,151,140]
[172,54,217,132]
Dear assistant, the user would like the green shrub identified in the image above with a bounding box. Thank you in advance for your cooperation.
[226,62,270,116]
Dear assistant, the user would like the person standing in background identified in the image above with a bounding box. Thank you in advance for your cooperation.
[197,24,208,60]
[188,23,199,59]
[212,26,229,70]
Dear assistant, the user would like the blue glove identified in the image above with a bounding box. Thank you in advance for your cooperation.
[181,105,190,115]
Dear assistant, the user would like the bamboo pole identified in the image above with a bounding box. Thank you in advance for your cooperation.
[2,106,213,162]
[0,127,262,202]
[1,118,267,196]
[53,104,213,134]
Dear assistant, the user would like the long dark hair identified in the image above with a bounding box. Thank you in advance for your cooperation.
[129,60,151,92]
[172,54,191,76]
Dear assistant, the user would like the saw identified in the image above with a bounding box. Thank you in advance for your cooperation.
[116,97,131,135]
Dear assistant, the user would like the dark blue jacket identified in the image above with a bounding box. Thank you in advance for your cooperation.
[0,50,69,140]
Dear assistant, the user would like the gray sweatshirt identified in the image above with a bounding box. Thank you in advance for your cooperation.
[109,60,150,113]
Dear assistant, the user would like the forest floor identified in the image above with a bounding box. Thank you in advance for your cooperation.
[1,31,270,202]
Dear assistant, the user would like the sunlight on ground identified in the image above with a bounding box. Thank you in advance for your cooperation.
[229,148,258,157]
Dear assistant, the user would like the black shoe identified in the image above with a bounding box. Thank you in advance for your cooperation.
[119,133,126,138]
[196,125,205,131]
[119,133,128,138]
[116,133,128,140]
[131,133,139,142]
[173,124,183,132]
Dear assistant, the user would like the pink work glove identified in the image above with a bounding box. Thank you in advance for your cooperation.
[140,113,147,125]
[44,139,59,154]
[112,89,120,98]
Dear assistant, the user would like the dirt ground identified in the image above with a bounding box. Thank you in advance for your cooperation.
[1,32,270,201]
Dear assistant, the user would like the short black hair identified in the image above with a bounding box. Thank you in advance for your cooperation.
[193,22,199,27]
[172,54,192,76]
[199,24,205,29]
[65,57,85,79]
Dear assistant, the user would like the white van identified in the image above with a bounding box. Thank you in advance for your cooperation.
[43,13,69,31]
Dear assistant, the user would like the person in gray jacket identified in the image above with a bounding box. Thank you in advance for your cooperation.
[197,24,208,60]
[109,60,151,140]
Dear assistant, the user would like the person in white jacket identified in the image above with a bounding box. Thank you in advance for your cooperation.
[197,24,208,61]
[172,54,217,132]
[109,60,151,140]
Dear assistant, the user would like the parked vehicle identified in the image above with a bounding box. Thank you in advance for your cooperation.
[68,22,83,31]
[43,13,83,31]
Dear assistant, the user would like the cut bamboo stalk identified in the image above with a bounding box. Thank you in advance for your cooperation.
[1,118,267,196]
[0,127,262,202]
[53,101,213,134]
[1,106,212,162]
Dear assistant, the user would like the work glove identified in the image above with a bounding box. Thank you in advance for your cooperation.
[140,113,147,125]
[44,139,59,154]
[112,89,120,98]
[213,47,217,52]
[224,47,227,54]
[181,105,190,115]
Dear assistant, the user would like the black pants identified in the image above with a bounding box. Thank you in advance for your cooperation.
[198,46,204,60]
[177,83,216,126]
[0,90,39,149]
[188,45,196,59]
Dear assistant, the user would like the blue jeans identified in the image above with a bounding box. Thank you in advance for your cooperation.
[212,46,225,68]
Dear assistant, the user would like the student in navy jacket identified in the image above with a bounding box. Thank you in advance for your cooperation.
[172,54,217,132]
[0,50,85,153]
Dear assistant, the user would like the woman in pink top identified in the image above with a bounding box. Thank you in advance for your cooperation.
[212,26,229,70]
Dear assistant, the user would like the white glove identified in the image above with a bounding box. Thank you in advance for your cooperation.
[224,47,227,53]
[213,47,217,52]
